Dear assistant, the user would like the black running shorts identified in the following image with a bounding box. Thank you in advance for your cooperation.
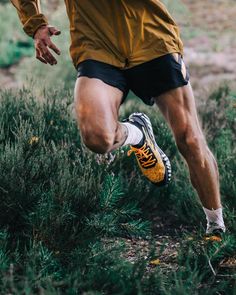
[77,54,190,106]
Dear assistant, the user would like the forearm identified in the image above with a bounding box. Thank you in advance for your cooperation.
[11,0,48,37]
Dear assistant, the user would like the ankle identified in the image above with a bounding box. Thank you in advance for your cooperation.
[203,207,225,231]
[121,122,144,146]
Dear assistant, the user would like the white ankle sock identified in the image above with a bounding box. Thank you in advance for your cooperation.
[203,207,225,230]
[121,122,143,146]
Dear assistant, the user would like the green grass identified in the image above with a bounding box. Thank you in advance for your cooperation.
[0,86,235,294]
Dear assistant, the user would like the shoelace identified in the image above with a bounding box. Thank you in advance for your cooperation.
[127,143,157,168]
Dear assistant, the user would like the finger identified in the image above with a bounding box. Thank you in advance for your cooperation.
[48,41,61,55]
[48,26,61,36]
[43,51,57,65]
[36,55,47,64]
[38,42,57,65]
[37,42,53,64]
[41,39,59,64]
[36,48,47,64]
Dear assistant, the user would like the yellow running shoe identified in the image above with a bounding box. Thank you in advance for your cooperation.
[126,113,171,186]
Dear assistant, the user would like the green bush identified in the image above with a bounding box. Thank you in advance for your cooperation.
[0,87,235,294]
[0,0,8,4]
[0,4,34,68]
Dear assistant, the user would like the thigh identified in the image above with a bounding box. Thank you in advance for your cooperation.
[154,83,204,143]
[74,77,123,134]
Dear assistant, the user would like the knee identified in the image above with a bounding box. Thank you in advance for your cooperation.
[74,98,114,154]
[81,126,115,154]
[176,131,207,167]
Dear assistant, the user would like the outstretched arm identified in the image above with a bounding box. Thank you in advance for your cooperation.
[11,0,61,65]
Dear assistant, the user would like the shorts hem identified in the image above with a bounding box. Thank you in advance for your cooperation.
[77,73,126,94]
[77,73,129,103]
[152,80,189,99]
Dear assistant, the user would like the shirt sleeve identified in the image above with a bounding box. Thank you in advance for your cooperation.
[10,0,48,37]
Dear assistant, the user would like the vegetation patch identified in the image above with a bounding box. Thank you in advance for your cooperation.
[0,87,235,294]
[0,3,34,68]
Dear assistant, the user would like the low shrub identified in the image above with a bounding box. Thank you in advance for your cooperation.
[0,87,235,294]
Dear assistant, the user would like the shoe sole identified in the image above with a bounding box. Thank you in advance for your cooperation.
[129,113,171,186]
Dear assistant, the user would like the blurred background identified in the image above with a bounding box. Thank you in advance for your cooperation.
[1,0,236,96]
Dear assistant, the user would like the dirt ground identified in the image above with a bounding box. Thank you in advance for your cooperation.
[182,0,236,94]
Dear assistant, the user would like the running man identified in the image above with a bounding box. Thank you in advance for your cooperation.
[11,0,225,235]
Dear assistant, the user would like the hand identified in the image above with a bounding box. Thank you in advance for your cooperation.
[34,25,61,65]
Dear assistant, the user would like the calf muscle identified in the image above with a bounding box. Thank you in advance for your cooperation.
[155,84,222,210]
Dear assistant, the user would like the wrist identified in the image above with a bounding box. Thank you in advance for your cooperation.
[23,14,48,38]
[33,24,48,39]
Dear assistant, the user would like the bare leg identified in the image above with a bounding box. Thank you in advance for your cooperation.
[74,77,128,154]
[155,83,221,210]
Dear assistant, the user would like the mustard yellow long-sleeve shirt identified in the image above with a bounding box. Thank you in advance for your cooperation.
[11,0,184,69]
